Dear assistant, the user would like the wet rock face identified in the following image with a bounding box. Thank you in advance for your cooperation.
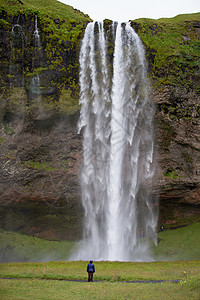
[0,86,199,240]
[153,86,200,225]
[0,8,85,240]
[0,113,84,240]
[154,86,200,178]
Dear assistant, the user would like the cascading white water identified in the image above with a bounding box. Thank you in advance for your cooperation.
[72,21,158,261]
[34,15,41,48]
[30,15,41,95]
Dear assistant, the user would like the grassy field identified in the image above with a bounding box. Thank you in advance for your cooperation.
[0,223,200,298]
[0,260,200,281]
[0,260,200,299]
[0,277,200,300]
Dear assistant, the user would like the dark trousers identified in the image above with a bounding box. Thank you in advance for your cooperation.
[88,272,94,282]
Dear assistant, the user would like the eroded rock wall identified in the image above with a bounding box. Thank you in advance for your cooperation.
[0,113,83,240]
[153,86,200,225]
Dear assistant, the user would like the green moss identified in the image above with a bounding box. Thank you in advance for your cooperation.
[20,158,69,172]
[0,0,90,108]
[156,119,176,152]
[6,151,16,160]
[132,13,200,89]
[1,0,91,42]
[164,168,181,179]
[159,102,200,121]
[0,18,9,27]
[3,123,15,135]
[0,136,5,144]
[1,1,199,115]
[25,67,48,78]
[21,160,56,171]
[41,88,80,114]
[4,87,28,114]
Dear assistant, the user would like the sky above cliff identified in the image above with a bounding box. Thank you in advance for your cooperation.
[58,0,200,21]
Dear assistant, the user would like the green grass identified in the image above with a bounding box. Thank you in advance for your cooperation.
[21,160,57,171]
[0,0,90,22]
[0,0,91,41]
[134,12,200,65]
[132,12,200,90]
[0,223,200,298]
[135,12,200,25]
[0,137,5,144]
[155,223,200,261]
[3,123,15,135]
[0,277,199,300]
[0,222,200,264]
[0,229,75,262]
[0,260,200,281]
[0,261,200,299]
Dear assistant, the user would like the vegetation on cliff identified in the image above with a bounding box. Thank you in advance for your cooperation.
[132,13,200,94]
[0,0,91,40]
[130,13,200,187]
[0,0,199,114]
[0,0,91,116]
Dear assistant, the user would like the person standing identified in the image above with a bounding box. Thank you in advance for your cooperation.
[87,260,95,282]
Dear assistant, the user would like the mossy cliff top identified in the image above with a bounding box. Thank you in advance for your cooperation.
[0,1,199,113]
[0,0,92,116]
[0,0,91,41]
[131,12,200,92]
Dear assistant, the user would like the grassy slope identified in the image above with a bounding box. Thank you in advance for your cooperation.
[155,222,200,260]
[1,0,90,21]
[0,229,75,262]
[0,222,200,263]
[134,13,200,65]
[0,0,91,41]
[133,12,200,90]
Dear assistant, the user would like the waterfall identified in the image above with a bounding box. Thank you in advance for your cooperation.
[30,15,41,95]
[72,21,158,261]
[33,15,41,49]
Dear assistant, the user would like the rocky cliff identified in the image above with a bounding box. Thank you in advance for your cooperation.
[132,15,200,226]
[0,0,200,240]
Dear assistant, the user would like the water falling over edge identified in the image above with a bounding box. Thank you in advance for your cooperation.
[71,21,158,262]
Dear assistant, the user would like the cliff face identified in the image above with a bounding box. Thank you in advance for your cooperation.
[0,1,200,240]
[133,15,200,225]
[153,87,200,225]
[0,0,89,240]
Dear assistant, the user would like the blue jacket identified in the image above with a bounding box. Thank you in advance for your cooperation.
[87,260,95,272]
